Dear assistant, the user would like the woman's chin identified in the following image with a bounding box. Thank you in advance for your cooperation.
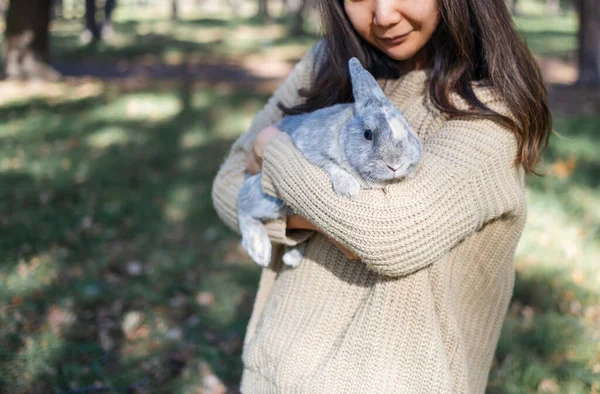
[375,42,420,62]
[386,48,418,62]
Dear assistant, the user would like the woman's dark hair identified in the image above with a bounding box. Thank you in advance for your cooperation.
[280,0,552,175]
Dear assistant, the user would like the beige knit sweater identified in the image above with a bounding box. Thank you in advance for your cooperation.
[211,40,527,393]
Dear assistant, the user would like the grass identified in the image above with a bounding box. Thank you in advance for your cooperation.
[514,12,579,59]
[0,1,599,393]
[487,115,600,394]
[0,80,268,392]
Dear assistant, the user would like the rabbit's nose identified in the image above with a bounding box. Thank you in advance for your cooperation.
[387,165,399,172]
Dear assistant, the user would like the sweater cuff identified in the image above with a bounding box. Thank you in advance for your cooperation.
[264,218,315,246]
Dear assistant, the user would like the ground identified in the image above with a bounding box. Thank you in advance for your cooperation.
[0,2,598,394]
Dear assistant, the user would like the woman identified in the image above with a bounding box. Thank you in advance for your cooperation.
[212,0,551,392]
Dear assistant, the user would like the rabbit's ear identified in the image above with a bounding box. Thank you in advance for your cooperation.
[348,58,387,112]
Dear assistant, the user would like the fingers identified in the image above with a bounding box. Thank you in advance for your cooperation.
[254,126,282,160]
[246,151,262,175]
[287,214,319,231]
[246,125,281,174]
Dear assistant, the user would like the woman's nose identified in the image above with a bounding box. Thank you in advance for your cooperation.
[373,0,402,27]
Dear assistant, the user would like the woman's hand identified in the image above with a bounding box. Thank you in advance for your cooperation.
[246,126,281,174]
[287,214,360,260]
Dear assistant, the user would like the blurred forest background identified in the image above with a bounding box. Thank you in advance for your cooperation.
[0,0,598,393]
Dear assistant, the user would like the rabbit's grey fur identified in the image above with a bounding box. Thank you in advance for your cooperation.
[238,58,423,267]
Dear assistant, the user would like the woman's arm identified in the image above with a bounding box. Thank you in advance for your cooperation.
[211,40,327,246]
[287,214,359,260]
[260,117,526,277]
[248,126,360,259]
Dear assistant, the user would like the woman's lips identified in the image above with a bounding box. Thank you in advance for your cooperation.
[378,31,412,45]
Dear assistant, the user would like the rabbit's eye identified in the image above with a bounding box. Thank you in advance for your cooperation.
[364,129,373,141]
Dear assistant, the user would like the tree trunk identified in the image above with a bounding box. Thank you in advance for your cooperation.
[228,0,243,18]
[105,0,116,25]
[291,0,307,35]
[257,0,270,22]
[101,0,116,40]
[52,0,64,19]
[171,0,178,21]
[4,0,60,81]
[577,0,600,85]
[85,0,99,40]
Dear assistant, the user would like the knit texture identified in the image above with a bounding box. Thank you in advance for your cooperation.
[211,40,527,393]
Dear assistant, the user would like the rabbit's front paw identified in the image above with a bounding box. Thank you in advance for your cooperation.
[331,171,361,199]
[241,232,272,267]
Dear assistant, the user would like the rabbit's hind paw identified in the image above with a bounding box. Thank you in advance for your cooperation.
[282,248,303,267]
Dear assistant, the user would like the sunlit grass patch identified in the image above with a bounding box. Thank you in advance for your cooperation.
[164,185,195,223]
[0,80,104,107]
[519,186,599,271]
[180,128,209,149]
[210,110,255,139]
[519,115,600,279]
[86,126,147,149]
[0,331,65,392]
[93,92,182,122]
[0,252,62,302]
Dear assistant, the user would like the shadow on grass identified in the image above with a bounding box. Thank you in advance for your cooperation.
[172,17,232,27]
[3,89,598,392]
[488,267,600,394]
[48,15,320,69]
[2,12,597,391]
[51,32,223,64]
[0,77,269,392]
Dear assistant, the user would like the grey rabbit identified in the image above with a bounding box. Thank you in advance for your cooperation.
[237,57,423,268]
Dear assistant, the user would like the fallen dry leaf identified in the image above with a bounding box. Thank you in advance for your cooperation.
[521,306,536,322]
[196,292,215,306]
[122,311,144,339]
[47,304,76,335]
[571,270,584,285]
[538,378,559,393]
[569,300,582,315]
[563,290,575,302]
[11,296,23,307]
[200,362,227,394]
[552,157,576,179]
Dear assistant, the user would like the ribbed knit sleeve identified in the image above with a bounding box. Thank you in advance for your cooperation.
[260,117,526,276]
[211,40,327,245]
